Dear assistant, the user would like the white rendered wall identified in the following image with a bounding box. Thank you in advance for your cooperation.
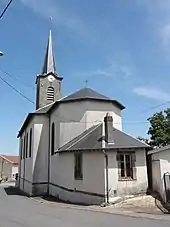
[152,149,170,202]
[107,149,148,200]
[50,151,105,204]
[50,100,122,150]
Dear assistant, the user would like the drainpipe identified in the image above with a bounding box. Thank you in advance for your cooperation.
[102,114,112,205]
[103,150,109,204]
[47,114,51,195]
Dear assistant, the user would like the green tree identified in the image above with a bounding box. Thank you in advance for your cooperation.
[147,108,170,148]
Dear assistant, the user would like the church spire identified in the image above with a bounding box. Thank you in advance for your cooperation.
[36,30,63,110]
[42,30,56,75]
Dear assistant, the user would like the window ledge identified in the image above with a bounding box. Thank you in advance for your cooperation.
[75,178,83,181]
[118,178,137,182]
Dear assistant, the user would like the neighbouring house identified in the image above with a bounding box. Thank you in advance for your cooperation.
[148,146,170,203]
[17,30,150,205]
[0,155,19,181]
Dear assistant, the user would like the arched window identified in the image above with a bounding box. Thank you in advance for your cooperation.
[20,138,23,160]
[29,128,32,158]
[51,123,55,155]
[25,133,28,158]
[23,135,25,159]
[47,86,54,101]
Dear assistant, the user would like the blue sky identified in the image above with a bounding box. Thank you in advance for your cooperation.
[1,0,170,154]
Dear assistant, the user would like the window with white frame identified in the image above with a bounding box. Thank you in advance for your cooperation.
[117,152,136,180]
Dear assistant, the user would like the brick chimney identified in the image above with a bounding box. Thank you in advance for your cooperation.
[104,113,114,144]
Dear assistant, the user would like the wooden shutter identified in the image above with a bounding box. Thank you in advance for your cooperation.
[131,152,137,180]
[132,153,136,162]
[132,166,137,180]
[117,153,122,181]
[116,153,121,161]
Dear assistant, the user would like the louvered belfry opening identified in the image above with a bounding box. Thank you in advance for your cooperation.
[47,86,54,101]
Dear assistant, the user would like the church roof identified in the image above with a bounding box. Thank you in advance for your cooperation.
[62,87,111,101]
[17,87,125,137]
[41,30,56,75]
[48,88,125,112]
[35,102,54,114]
[57,124,149,153]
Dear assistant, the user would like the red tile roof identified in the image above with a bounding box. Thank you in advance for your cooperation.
[0,155,19,164]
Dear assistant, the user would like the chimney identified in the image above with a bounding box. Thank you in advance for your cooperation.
[104,113,114,144]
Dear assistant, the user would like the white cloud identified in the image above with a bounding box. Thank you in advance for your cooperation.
[120,66,132,78]
[136,0,170,46]
[75,68,114,79]
[20,0,88,37]
[73,60,132,80]
[161,24,170,45]
[133,86,170,102]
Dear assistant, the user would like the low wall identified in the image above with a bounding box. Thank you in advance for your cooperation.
[18,177,48,197]
[32,183,48,196]
[49,183,105,205]
[19,177,32,196]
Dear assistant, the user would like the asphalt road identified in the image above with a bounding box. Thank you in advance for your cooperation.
[0,184,170,227]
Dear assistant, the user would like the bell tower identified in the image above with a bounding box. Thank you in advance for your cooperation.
[36,30,63,110]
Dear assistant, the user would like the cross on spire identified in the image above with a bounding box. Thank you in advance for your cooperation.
[85,79,88,88]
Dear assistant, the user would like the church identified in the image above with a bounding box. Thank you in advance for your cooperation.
[17,30,149,205]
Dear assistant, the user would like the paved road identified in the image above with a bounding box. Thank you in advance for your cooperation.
[0,184,170,227]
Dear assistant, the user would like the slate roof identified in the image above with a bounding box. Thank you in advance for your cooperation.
[42,30,56,75]
[62,88,111,101]
[18,88,125,137]
[58,124,102,151]
[105,128,149,149]
[57,124,149,153]
[59,88,125,110]
[35,102,55,114]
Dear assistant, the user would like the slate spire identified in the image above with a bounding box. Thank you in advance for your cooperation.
[42,30,56,75]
